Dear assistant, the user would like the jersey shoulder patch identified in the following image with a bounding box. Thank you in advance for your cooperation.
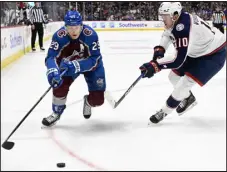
[172,12,191,37]
[83,27,93,36]
[176,23,184,31]
[51,28,69,50]
[175,12,190,28]
[57,29,67,38]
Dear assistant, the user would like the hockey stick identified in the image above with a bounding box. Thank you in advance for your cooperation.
[105,56,159,109]
[2,70,67,150]
[105,74,143,109]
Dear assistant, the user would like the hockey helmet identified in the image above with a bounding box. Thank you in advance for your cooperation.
[158,2,182,18]
[64,10,82,26]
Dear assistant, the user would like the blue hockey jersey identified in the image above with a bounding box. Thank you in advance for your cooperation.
[45,24,102,73]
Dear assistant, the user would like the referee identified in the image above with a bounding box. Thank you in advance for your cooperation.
[30,2,47,51]
[212,6,226,34]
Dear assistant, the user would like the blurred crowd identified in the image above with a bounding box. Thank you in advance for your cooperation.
[1,1,226,27]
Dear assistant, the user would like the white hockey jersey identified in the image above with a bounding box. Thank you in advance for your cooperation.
[157,12,226,69]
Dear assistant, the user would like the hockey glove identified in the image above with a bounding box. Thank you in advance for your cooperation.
[153,45,165,60]
[60,58,81,76]
[139,60,161,78]
[46,68,63,88]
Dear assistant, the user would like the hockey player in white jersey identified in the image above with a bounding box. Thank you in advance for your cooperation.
[139,2,226,124]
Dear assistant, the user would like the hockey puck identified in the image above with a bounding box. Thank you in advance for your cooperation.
[57,163,65,168]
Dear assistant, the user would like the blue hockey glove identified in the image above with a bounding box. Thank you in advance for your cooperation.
[139,60,161,78]
[60,58,81,76]
[46,68,63,88]
[153,46,165,60]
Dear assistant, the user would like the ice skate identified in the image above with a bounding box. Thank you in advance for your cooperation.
[176,92,197,115]
[42,104,66,127]
[149,109,168,124]
[83,95,92,119]
[42,113,61,127]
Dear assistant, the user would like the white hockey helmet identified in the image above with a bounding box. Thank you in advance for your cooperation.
[158,2,182,18]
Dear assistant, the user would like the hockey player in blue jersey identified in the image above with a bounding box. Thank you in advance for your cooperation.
[139,2,226,124]
[42,11,106,127]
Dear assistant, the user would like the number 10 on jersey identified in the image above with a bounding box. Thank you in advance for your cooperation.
[175,37,189,49]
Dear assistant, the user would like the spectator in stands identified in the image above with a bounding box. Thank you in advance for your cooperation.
[18,2,32,25]
[212,6,226,33]
[1,1,227,26]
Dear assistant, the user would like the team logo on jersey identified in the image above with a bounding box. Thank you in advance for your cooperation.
[79,44,85,57]
[97,78,104,88]
[176,23,184,31]
[57,29,67,38]
[80,44,84,53]
[83,28,92,36]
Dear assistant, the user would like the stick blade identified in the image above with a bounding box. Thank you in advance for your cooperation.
[2,141,15,150]
[104,91,116,109]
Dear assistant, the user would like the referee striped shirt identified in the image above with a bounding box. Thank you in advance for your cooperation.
[212,11,226,24]
[30,6,46,24]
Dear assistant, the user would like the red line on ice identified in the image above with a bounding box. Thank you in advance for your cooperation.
[49,129,106,171]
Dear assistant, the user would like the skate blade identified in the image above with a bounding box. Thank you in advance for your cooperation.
[83,109,92,119]
[41,122,57,129]
[147,120,160,126]
[148,121,154,126]
[178,101,198,116]
[83,114,91,119]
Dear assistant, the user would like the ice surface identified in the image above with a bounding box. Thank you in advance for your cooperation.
[1,31,226,171]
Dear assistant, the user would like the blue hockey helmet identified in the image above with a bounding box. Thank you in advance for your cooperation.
[64,11,82,26]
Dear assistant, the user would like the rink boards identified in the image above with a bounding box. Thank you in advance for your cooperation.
[1,20,225,69]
